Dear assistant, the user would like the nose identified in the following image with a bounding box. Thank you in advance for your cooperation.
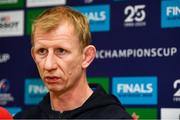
[44,51,57,71]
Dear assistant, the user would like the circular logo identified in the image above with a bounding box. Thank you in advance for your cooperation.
[0,79,10,93]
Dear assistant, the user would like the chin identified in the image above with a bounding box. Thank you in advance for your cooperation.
[48,85,65,93]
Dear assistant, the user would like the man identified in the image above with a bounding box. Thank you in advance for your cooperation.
[14,6,132,119]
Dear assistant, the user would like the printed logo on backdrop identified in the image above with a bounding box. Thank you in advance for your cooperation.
[75,0,94,4]
[161,108,180,119]
[112,76,157,105]
[173,79,180,102]
[96,47,177,59]
[124,5,146,27]
[74,5,110,32]
[88,77,109,93]
[0,0,17,4]
[0,53,10,63]
[0,79,14,105]
[26,0,66,8]
[126,108,157,119]
[161,0,180,28]
[0,10,24,37]
[84,0,93,4]
[6,107,21,116]
[0,0,24,9]
[25,79,48,105]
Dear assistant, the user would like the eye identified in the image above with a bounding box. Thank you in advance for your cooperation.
[55,48,67,56]
[37,48,47,55]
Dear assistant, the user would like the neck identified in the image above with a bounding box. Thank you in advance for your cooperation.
[50,79,93,113]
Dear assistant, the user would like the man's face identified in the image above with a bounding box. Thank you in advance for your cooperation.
[32,23,84,94]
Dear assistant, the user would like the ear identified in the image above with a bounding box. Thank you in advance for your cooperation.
[82,45,96,69]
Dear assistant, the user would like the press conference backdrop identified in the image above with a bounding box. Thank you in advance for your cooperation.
[0,0,180,119]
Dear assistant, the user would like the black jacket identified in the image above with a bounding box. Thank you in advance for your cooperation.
[14,85,132,119]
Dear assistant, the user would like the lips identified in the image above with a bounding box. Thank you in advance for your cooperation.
[44,76,60,84]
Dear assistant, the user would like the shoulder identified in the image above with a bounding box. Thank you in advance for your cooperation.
[87,100,132,119]
[87,85,132,119]
[13,93,51,119]
[99,104,132,119]
[13,106,42,119]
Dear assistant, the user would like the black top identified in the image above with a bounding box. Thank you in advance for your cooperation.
[14,85,132,119]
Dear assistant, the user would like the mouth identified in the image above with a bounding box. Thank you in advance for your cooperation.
[44,76,60,84]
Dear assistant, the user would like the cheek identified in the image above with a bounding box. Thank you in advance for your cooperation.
[35,58,45,73]
[68,63,81,75]
[66,58,82,76]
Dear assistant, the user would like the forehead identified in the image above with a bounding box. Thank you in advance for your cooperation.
[35,22,76,37]
[33,22,80,45]
[32,23,83,52]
